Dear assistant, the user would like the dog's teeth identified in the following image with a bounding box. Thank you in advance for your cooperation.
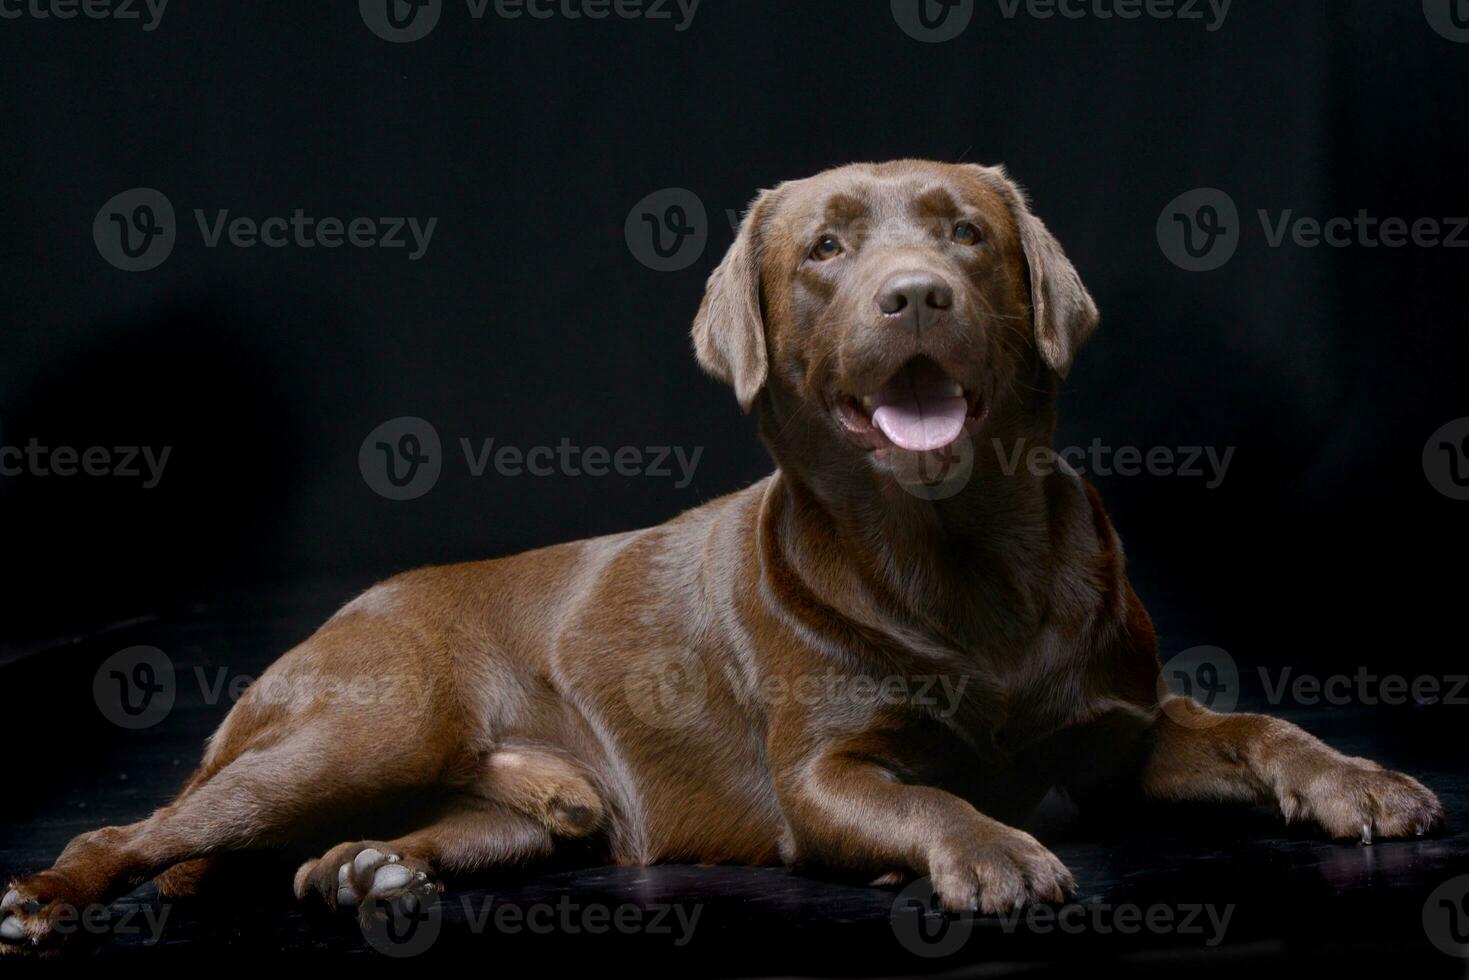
[0,916,26,942]
[860,396,875,412]
[944,383,964,398]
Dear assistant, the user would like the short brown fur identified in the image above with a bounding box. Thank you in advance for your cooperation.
[2,161,1442,953]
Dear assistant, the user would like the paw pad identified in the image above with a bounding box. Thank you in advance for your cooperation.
[298,842,441,916]
[0,916,25,943]
[371,864,414,893]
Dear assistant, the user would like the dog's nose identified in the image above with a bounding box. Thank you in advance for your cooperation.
[876,271,954,317]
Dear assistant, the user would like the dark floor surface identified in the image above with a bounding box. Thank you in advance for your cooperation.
[2,579,1467,976]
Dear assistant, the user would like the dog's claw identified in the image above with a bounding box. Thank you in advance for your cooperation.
[0,890,17,912]
[1360,823,1373,846]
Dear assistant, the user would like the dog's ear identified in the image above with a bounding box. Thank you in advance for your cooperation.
[692,189,776,412]
[975,166,1099,380]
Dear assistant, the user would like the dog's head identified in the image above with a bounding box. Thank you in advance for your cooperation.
[692,160,1097,487]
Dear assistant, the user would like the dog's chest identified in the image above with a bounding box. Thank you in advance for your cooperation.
[926,634,1101,761]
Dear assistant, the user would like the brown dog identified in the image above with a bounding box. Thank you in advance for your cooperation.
[1,160,1444,952]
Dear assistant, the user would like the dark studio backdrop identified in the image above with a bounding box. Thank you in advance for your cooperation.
[2,1,1466,697]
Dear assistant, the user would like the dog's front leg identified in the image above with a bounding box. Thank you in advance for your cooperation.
[774,738,1074,913]
[1144,697,1444,841]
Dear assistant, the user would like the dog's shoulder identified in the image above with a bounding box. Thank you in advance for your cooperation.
[1058,474,1161,716]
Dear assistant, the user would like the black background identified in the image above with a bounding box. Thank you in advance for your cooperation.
[2,0,1466,685]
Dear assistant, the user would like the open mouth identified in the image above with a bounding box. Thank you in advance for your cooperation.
[834,356,986,453]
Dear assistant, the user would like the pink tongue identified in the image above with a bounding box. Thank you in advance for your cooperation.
[869,361,969,452]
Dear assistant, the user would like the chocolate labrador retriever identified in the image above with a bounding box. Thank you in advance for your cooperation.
[2,160,1443,952]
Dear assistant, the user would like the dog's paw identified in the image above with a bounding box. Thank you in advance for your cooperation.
[0,871,89,957]
[293,841,441,916]
[926,830,1075,915]
[1280,757,1446,843]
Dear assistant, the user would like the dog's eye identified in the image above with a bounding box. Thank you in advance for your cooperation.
[952,221,983,246]
[809,236,844,262]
